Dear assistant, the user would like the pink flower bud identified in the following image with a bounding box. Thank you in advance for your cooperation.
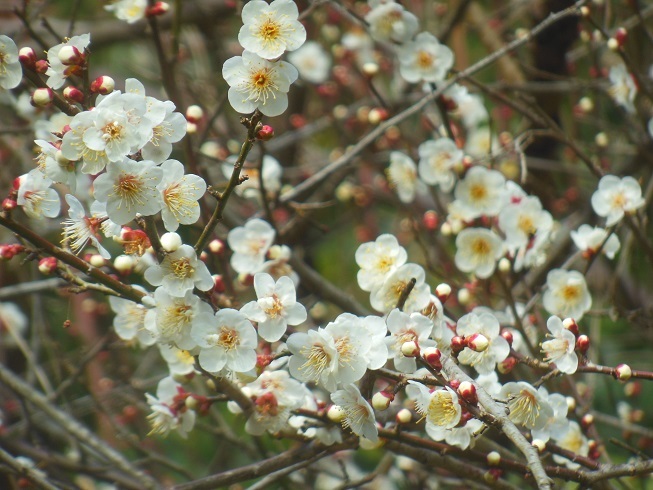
[457,381,477,404]
[63,86,84,104]
[212,274,226,293]
[500,329,513,347]
[615,364,632,381]
[562,318,579,336]
[396,408,412,424]
[256,125,275,141]
[421,347,442,370]
[497,357,517,374]
[90,76,115,95]
[34,59,48,74]
[58,45,85,66]
[484,469,503,483]
[368,107,389,125]
[2,198,17,211]
[624,381,641,397]
[31,88,54,107]
[401,340,419,358]
[18,47,37,70]
[208,239,225,255]
[450,335,465,354]
[422,210,439,230]
[372,391,394,411]
[614,27,627,47]
[576,334,590,354]
[185,104,204,123]
[581,413,594,428]
[38,257,58,275]
[146,1,170,16]
[448,379,461,390]
[435,283,451,302]
[466,333,489,352]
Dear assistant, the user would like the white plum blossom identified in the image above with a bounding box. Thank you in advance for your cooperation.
[0,35,22,90]
[192,308,258,373]
[223,51,299,117]
[105,0,147,23]
[571,224,620,259]
[238,0,306,60]
[454,227,505,279]
[61,194,111,259]
[45,34,90,89]
[222,155,282,200]
[34,139,77,191]
[108,288,156,347]
[541,316,578,374]
[444,84,489,128]
[365,0,418,43]
[542,269,592,321]
[17,169,61,219]
[142,104,187,163]
[551,421,589,470]
[387,151,418,203]
[145,377,196,438]
[256,244,300,285]
[608,64,637,114]
[591,175,645,226]
[93,158,163,225]
[240,272,307,342]
[145,288,214,349]
[456,311,510,374]
[370,263,431,314]
[417,138,462,192]
[499,382,554,431]
[330,384,378,442]
[451,166,506,220]
[157,159,206,232]
[287,41,331,84]
[227,218,276,274]
[385,309,434,373]
[464,127,499,159]
[498,195,553,254]
[159,344,197,376]
[355,234,407,292]
[61,111,111,174]
[475,371,502,398]
[398,32,454,84]
[144,245,214,297]
[531,389,570,443]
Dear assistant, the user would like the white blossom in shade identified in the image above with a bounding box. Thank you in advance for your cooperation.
[422,294,452,347]
[145,377,196,438]
[531,389,569,443]
[191,308,258,373]
[91,200,121,238]
[608,64,637,114]
[238,0,306,60]
[591,175,645,226]
[45,34,91,89]
[144,245,214,297]
[17,169,61,219]
[257,245,300,286]
[223,51,298,117]
[144,288,213,349]
[370,263,431,314]
[105,0,147,23]
[330,384,378,443]
[365,0,418,43]
[240,272,307,342]
[108,289,157,347]
[417,138,462,192]
[464,127,499,159]
[289,390,343,445]
[571,224,620,259]
[142,104,187,163]
[34,113,72,143]
[93,158,163,225]
[0,35,22,90]
[222,155,282,200]
[456,311,510,374]
[398,32,454,84]
[498,195,553,253]
[227,218,276,274]
[385,309,435,373]
[475,371,502,398]
[452,166,506,220]
[386,151,418,203]
[0,302,28,347]
[34,140,76,191]
[61,194,111,259]
[551,421,589,470]
[444,84,488,128]
[406,381,465,442]
[355,234,407,292]
[541,316,578,374]
[498,382,554,431]
[455,227,505,279]
[61,111,111,174]
[287,41,331,84]
[159,344,197,376]
[542,269,592,321]
[157,159,206,232]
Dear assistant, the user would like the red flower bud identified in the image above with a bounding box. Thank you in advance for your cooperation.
[256,125,275,141]
[457,381,477,404]
[63,86,84,104]
[90,76,115,95]
[576,334,590,354]
[500,329,513,347]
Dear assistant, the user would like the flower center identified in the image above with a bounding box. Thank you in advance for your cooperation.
[518,215,536,236]
[263,294,284,318]
[561,284,580,302]
[427,391,458,427]
[171,257,195,279]
[416,50,434,69]
[299,344,331,380]
[259,18,281,42]
[217,326,240,351]
[469,183,487,202]
[102,121,123,142]
[472,237,491,256]
[507,389,540,427]
[114,174,143,207]
[255,392,279,417]
[161,304,192,337]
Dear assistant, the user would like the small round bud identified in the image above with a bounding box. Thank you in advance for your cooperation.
[185,396,199,410]
[580,6,590,17]
[531,439,546,453]
[146,1,170,16]
[200,251,208,262]
[615,363,632,381]
[487,451,501,466]
[576,334,590,354]
[31,87,54,107]
[35,59,48,73]
[185,104,204,123]
[89,254,106,267]
[141,295,156,308]
[500,329,513,347]
[562,318,579,336]
[581,413,594,428]
[205,378,216,391]
[396,408,412,424]
[58,45,84,65]
[90,75,115,95]
[422,210,439,230]
[186,122,198,134]
[422,347,442,370]
[368,107,389,125]
[113,254,134,274]
[2,198,17,211]
[457,287,471,305]
[160,232,182,253]
[18,47,37,69]
[498,257,511,273]
[372,391,394,411]
[327,404,346,423]
[614,27,627,46]
[450,336,466,354]
[38,257,57,274]
[208,239,224,254]
[484,468,503,483]
[578,96,594,113]
[497,357,517,374]
[401,340,420,358]
[457,381,478,404]
[566,396,576,411]
[212,274,226,293]
[440,222,452,236]
[607,38,619,51]
[435,283,451,303]
[362,62,379,77]
[256,124,275,141]
[466,333,489,353]
[595,132,608,147]
[624,380,641,397]
[63,86,84,104]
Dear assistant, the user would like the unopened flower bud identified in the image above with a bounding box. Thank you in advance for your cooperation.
[624,380,641,397]
[38,257,58,274]
[212,274,226,293]
[435,283,451,302]
[146,1,170,16]
[63,86,84,104]
[58,45,85,66]
[450,335,465,354]
[89,254,106,267]
[578,96,594,113]
[368,107,389,125]
[500,329,513,347]
[498,257,511,272]
[185,104,203,123]
[256,125,275,141]
[466,333,489,352]
[18,47,37,69]
[614,27,627,46]
[457,287,471,305]
[484,468,502,483]
[90,76,115,95]
[186,122,198,134]
[532,439,546,453]
[31,87,54,107]
[497,356,517,374]
[615,363,632,381]
[581,413,594,428]
[580,6,590,17]
[396,408,412,424]
[160,232,182,252]
[487,451,501,466]
[401,340,419,358]
[2,198,17,211]
[327,404,345,423]
[562,318,579,336]
[113,255,134,274]
[440,222,453,236]
[576,334,590,354]
[422,210,439,231]
[457,381,477,404]
[595,132,608,147]
[185,396,199,410]
[422,347,442,370]
[607,38,619,51]
[208,239,224,255]
[35,59,48,73]
[372,391,394,411]
[362,62,379,77]
[566,396,576,411]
